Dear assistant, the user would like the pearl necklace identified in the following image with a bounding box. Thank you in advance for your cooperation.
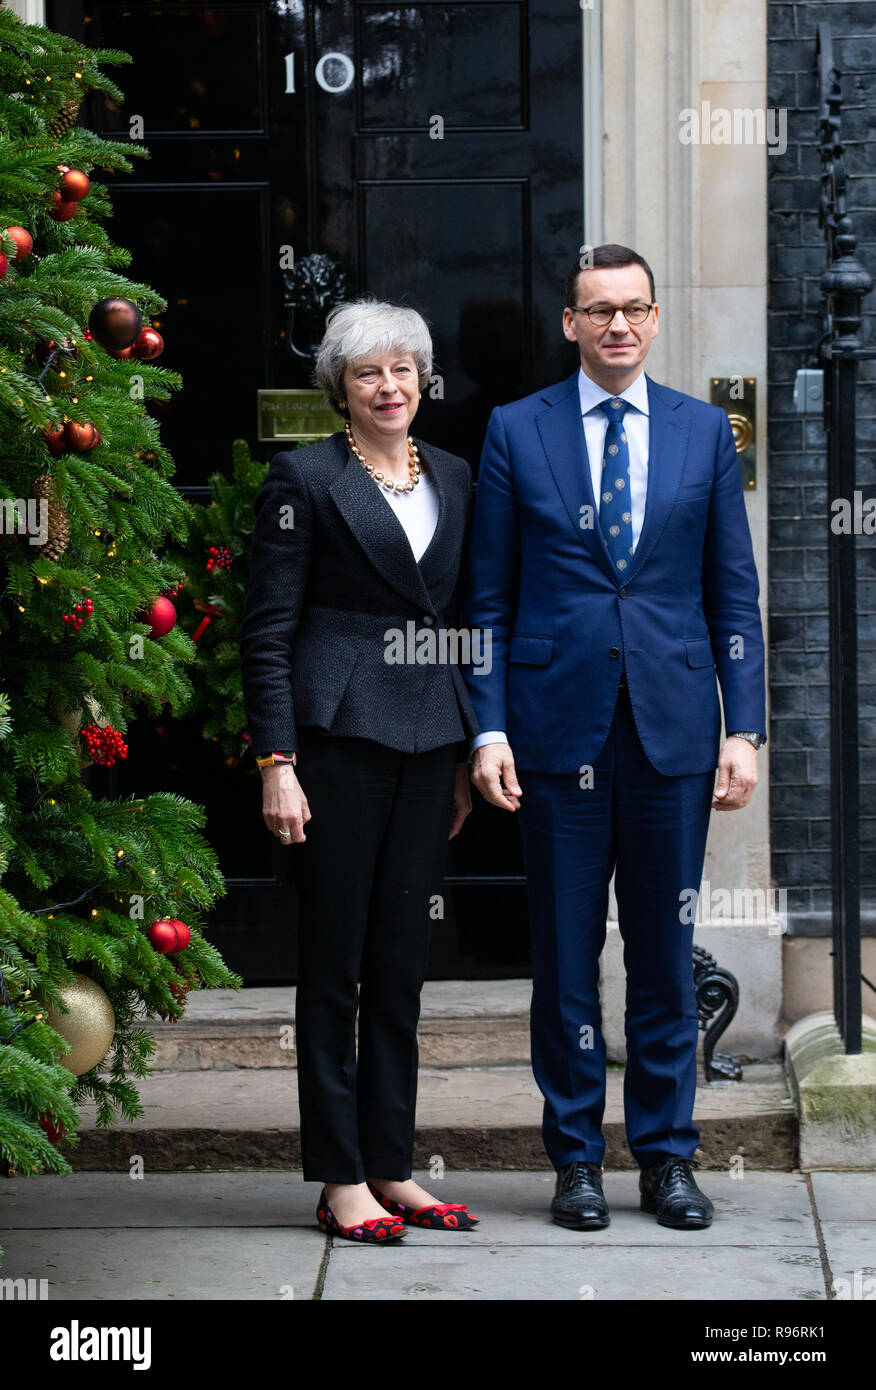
[345,421,421,493]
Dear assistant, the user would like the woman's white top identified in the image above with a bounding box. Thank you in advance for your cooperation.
[378,468,439,563]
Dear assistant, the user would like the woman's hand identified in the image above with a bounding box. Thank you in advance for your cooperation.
[261,764,311,844]
[448,761,472,839]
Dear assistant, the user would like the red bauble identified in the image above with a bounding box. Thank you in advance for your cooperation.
[0,253,8,281]
[49,191,78,222]
[133,327,164,361]
[141,595,177,639]
[168,919,191,949]
[43,423,66,457]
[146,920,180,954]
[39,1112,66,1146]
[6,226,33,260]
[59,168,90,202]
[88,297,143,353]
[110,345,137,360]
[37,337,79,366]
[63,420,102,453]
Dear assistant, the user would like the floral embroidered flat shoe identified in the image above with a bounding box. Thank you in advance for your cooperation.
[367,1180,480,1230]
[316,1189,407,1242]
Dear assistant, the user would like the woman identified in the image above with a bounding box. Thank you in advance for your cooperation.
[240,299,481,1242]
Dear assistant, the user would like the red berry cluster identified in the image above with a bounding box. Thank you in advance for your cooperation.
[162,579,185,598]
[81,723,128,766]
[62,598,94,631]
[206,545,231,573]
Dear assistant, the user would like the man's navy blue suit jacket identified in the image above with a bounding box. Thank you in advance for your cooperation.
[462,370,767,776]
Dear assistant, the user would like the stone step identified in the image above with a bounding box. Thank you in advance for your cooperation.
[145,982,534,1071]
[63,1061,797,1172]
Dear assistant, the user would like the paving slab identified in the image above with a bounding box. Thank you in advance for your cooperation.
[808,1171,876,1221]
[817,1225,876,1296]
[329,1170,816,1247]
[0,1173,327,1300]
[321,1244,826,1301]
[806,1172,876,1295]
[0,1170,323,1228]
[0,1228,323,1301]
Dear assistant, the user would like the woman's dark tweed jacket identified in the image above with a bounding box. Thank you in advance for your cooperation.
[240,429,480,760]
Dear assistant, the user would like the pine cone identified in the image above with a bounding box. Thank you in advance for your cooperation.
[32,474,70,561]
[46,94,81,139]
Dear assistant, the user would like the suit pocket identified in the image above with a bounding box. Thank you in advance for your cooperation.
[684,637,715,668]
[509,634,553,665]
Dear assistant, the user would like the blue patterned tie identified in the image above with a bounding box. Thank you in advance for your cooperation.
[598,397,633,575]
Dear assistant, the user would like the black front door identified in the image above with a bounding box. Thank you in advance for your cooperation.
[48,0,582,981]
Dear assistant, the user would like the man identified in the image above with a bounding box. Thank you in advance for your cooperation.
[463,244,765,1230]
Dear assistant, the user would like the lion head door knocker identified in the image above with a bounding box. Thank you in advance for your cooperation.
[282,253,349,370]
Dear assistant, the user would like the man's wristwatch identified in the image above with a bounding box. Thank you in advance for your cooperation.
[727,731,765,750]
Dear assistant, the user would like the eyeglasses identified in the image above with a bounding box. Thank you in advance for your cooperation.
[568,302,655,326]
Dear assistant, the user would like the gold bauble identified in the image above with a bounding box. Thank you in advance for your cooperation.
[53,693,109,741]
[46,973,115,1075]
[55,704,83,738]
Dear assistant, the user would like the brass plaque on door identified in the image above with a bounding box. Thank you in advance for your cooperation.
[710,377,756,491]
[257,389,342,443]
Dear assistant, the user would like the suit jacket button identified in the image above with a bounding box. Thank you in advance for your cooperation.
[610,646,620,659]
[618,587,628,599]
[423,614,435,625]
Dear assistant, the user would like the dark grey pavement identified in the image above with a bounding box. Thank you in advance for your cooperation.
[1,1169,873,1301]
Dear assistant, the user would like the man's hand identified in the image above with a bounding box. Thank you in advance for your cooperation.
[449,762,472,838]
[261,763,311,843]
[712,736,758,810]
[471,742,522,811]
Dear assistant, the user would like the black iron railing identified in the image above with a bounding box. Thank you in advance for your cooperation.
[816,22,874,1054]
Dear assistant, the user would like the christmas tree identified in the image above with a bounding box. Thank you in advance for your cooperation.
[168,439,268,764]
[0,7,240,1199]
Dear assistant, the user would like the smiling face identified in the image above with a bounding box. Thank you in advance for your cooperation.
[562,263,659,392]
[343,349,421,444]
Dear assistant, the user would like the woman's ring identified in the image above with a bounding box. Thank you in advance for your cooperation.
[279,830,291,839]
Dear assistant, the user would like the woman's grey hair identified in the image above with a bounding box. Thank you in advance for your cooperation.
[314,298,433,416]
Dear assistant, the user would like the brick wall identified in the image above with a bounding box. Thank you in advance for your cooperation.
[767,2,876,931]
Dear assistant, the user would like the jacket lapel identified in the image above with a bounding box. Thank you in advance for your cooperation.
[623,376,690,584]
[328,431,448,614]
[415,438,469,582]
[536,372,617,584]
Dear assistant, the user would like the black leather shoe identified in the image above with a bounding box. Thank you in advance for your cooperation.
[639,1156,714,1229]
[550,1161,610,1229]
